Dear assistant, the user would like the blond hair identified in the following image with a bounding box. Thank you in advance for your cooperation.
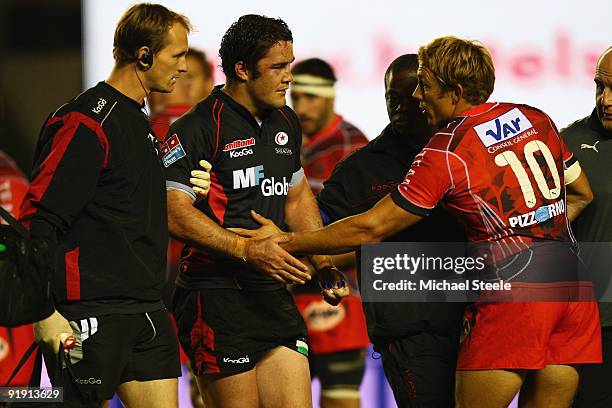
[418,36,495,105]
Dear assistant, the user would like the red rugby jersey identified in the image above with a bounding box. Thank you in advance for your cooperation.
[302,115,368,194]
[391,102,576,252]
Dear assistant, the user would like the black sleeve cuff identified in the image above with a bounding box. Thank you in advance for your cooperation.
[390,189,432,217]
[565,155,577,168]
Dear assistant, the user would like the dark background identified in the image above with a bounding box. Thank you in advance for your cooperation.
[0,0,82,174]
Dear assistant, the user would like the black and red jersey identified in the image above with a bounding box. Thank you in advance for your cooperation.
[163,86,303,290]
[20,82,168,314]
[391,102,576,253]
[302,115,368,194]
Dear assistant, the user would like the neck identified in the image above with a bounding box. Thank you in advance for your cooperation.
[106,64,148,104]
[453,99,475,118]
[223,81,262,120]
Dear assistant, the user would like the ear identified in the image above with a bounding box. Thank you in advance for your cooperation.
[450,83,464,104]
[234,60,249,82]
[136,46,152,70]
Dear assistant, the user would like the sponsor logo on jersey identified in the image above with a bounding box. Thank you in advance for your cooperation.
[371,181,400,191]
[223,137,256,152]
[508,199,565,228]
[232,165,289,196]
[580,141,599,153]
[275,131,289,146]
[160,133,187,167]
[229,148,253,158]
[222,356,250,364]
[474,108,534,148]
[75,377,102,385]
[92,97,106,114]
[274,147,292,155]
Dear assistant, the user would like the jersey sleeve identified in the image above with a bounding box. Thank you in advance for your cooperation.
[287,108,303,173]
[543,110,578,184]
[284,107,305,188]
[163,114,213,201]
[390,148,453,216]
[20,119,106,234]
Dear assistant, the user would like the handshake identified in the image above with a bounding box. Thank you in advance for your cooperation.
[189,160,349,306]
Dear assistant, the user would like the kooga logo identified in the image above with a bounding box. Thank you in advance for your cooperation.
[233,165,288,196]
[223,356,250,364]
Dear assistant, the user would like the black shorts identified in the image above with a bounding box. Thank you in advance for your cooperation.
[375,332,460,408]
[310,349,366,397]
[574,326,612,408]
[42,308,181,407]
[172,287,308,377]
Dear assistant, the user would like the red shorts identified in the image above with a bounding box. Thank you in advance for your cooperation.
[294,293,369,354]
[457,301,602,370]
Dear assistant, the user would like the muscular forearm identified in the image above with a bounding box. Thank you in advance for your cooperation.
[167,191,245,260]
[566,194,592,222]
[284,194,421,255]
[284,212,384,255]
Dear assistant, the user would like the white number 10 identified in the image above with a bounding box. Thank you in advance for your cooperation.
[494,140,561,208]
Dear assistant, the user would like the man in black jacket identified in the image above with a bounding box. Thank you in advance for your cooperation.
[19,4,191,407]
[315,54,466,408]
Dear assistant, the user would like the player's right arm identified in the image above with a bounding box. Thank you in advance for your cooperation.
[164,116,309,284]
[167,190,309,284]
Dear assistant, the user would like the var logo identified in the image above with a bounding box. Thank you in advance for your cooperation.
[233,165,289,196]
[474,108,533,147]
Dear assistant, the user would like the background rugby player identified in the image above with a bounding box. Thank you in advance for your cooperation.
[290,57,369,408]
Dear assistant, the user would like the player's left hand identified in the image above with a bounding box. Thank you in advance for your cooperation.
[190,160,212,197]
[228,210,283,239]
[317,266,349,306]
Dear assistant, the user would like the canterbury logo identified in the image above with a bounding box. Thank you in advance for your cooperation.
[580,141,599,153]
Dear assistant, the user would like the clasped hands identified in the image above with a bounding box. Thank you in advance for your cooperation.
[190,160,348,305]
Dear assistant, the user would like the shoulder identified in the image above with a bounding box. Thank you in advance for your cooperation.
[560,116,590,139]
[276,105,301,132]
[169,98,219,136]
[51,85,116,126]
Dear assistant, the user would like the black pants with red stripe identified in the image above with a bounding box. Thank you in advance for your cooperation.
[375,331,460,408]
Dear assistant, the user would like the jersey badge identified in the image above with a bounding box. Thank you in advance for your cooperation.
[275,131,289,146]
[474,108,533,148]
[160,133,187,167]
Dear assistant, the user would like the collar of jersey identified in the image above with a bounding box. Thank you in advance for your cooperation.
[98,81,146,112]
[588,108,612,139]
[212,85,270,131]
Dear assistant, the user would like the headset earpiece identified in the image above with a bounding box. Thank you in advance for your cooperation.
[138,49,153,70]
